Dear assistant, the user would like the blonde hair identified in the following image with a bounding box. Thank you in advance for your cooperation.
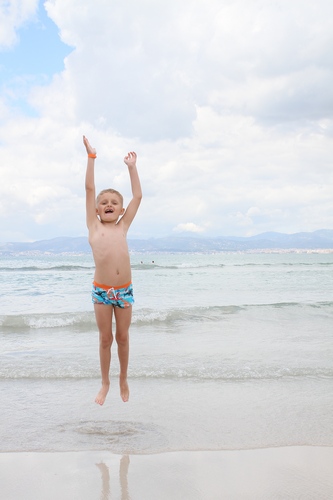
[96,189,123,206]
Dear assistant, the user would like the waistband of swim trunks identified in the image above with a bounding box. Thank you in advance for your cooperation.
[93,280,132,291]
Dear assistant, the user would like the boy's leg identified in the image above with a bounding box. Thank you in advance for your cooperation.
[94,304,113,405]
[114,306,132,402]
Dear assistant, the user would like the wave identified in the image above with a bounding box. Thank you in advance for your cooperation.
[131,263,225,270]
[1,301,332,331]
[132,262,333,270]
[1,261,332,273]
[0,265,94,272]
[233,262,333,267]
[0,307,242,330]
[0,311,96,330]
[0,262,225,273]
[1,362,332,381]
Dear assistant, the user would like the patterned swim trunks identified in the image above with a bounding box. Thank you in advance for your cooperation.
[92,281,134,308]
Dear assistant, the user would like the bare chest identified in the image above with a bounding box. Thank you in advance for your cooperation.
[89,223,127,254]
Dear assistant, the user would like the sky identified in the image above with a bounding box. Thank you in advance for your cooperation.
[0,0,332,242]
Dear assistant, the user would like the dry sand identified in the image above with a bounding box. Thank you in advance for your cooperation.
[1,446,333,499]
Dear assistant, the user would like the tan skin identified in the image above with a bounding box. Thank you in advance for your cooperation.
[84,136,142,405]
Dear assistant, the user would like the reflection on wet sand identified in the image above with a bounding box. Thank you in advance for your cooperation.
[97,455,130,500]
[119,456,130,500]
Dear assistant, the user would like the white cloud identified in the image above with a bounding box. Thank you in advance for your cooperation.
[0,0,38,49]
[173,223,205,234]
[0,0,332,241]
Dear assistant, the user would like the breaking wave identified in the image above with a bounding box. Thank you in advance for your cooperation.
[1,301,332,331]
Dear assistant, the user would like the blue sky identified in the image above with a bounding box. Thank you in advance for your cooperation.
[1,4,70,77]
[0,0,332,242]
[0,2,71,116]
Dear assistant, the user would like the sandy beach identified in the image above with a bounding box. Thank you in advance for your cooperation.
[1,446,333,499]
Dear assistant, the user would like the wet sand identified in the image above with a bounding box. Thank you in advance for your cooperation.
[1,446,333,499]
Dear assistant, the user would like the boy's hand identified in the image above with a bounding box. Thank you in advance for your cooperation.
[83,135,97,156]
[124,152,137,168]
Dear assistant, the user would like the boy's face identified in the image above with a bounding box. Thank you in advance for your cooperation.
[96,193,125,222]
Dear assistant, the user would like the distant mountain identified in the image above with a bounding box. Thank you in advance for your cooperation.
[0,237,91,254]
[1,230,333,254]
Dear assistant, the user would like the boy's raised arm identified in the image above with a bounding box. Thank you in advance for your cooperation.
[83,135,97,228]
[122,152,142,230]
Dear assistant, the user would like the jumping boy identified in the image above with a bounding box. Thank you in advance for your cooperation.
[83,136,142,405]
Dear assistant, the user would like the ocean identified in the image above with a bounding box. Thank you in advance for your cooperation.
[1,250,333,454]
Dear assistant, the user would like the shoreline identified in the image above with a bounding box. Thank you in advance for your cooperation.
[1,446,333,500]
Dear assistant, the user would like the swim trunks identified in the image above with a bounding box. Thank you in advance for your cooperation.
[92,281,134,308]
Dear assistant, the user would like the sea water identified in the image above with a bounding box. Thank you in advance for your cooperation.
[0,251,332,453]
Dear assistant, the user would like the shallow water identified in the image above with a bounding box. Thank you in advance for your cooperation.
[1,251,333,452]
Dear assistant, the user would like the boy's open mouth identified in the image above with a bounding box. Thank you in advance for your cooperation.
[105,208,114,213]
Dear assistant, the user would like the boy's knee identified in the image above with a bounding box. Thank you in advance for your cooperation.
[116,330,128,345]
[99,332,113,349]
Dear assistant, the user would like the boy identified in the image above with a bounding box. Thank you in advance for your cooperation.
[83,136,142,405]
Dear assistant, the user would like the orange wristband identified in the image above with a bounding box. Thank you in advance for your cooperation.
[88,153,97,158]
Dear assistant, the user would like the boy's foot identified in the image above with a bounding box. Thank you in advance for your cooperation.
[95,382,110,405]
[120,376,129,402]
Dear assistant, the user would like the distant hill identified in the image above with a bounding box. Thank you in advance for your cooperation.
[1,229,333,254]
